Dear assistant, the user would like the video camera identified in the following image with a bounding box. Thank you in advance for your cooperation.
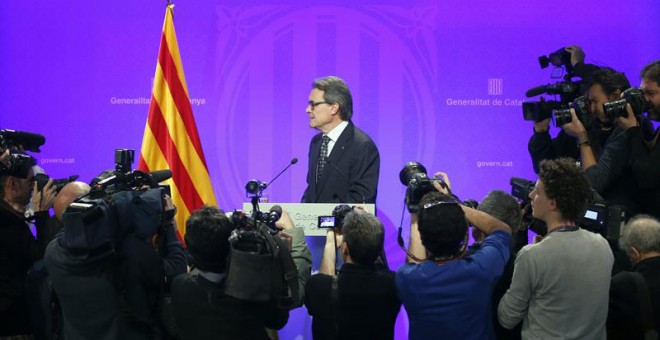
[60,149,173,253]
[0,129,46,153]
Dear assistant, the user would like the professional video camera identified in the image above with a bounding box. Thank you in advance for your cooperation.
[603,87,648,121]
[523,47,582,122]
[60,149,173,253]
[399,162,450,213]
[0,129,46,153]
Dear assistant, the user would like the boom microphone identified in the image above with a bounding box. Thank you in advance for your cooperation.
[263,158,298,190]
[525,85,549,98]
[150,169,172,183]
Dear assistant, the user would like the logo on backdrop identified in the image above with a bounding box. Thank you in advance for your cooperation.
[488,78,503,96]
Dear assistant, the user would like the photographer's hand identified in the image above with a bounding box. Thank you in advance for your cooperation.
[616,103,638,131]
[163,194,177,222]
[565,45,585,66]
[534,118,551,133]
[319,229,341,275]
[32,180,56,212]
[561,109,587,140]
[432,171,451,195]
[274,209,295,230]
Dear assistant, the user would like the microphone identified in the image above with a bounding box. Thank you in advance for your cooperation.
[325,158,366,204]
[268,205,283,224]
[263,158,298,190]
[150,169,172,183]
[525,85,549,98]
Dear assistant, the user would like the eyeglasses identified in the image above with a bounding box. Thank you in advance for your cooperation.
[308,101,329,110]
[422,200,459,210]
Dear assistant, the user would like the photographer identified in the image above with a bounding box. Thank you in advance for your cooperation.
[44,183,186,339]
[616,60,660,218]
[498,158,613,339]
[305,209,400,340]
[528,45,601,174]
[170,206,289,340]
[561,67,654,216]
[396,186,511,339]
[0,153,56,337]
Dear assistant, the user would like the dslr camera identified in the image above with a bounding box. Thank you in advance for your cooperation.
[399,161,449,213]
[603,87,648,121]
[317,204,354,230]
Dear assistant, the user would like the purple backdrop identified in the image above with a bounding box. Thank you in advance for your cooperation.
[2,0,659,338]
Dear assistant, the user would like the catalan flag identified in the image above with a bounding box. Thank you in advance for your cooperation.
[138,4,217,239]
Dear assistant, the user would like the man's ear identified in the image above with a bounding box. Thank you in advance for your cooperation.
[340,241,349,258]
[330,103,340,116]
[149,234,160,249]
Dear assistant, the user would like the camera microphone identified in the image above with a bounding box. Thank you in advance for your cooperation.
[325,158,366,204]
[268,205,283,224]
[263,157,298,190]
[525,85,549,98]
[150,169,172,183]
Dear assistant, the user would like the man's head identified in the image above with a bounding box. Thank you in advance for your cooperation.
[340,211,384,265]
[640,60,660,121]
[0,154,36,209]
[306,76,353,133]
[185,206,233,273]
[587,67,631,124]
[54,181,91,222]
[476,190,522,241]
[619,214,660,266]
[417,191,467,258]
[531,158,590,223]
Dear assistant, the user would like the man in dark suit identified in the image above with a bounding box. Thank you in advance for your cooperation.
[301,76,380,204]
[608,214,660,339]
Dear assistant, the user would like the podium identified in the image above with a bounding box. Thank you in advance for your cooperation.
[241,202,376,236]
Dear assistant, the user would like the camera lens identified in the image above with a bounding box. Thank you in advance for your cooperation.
[399,162,428,186]
[552,108,572,127]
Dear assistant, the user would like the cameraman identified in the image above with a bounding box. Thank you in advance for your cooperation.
[170,206,289,340]
[561,67,654,216]
[617,60,660,218]
[0,153,56,337]
[528,45,601,174]
[498,158,613,339]
[396,187,511,339]
[305,209,400,340]
[45,186,186,339]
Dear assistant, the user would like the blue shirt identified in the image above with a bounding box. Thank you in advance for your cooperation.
[396,230,511,340]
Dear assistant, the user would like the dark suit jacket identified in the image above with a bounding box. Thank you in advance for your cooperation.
[608,256,660,339]
[301,122,379,203]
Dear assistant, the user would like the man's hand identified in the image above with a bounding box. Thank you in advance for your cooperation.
[163,194,177,222]
[565,45,585,66]
[32,180,56,212]
[616,103,638,131]
[534,118,551,133]
[274,209,295,230]
[277,232,293,252]
[561,109,588,141]
[325,228,343,249]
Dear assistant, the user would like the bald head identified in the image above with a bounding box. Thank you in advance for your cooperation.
[620,215,660,255]
[54,181,91,221]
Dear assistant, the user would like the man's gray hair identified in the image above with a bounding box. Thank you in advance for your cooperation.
[619,214,660,254]
[477,190,523,233]
[313,76,353,121]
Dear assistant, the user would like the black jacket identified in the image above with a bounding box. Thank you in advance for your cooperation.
[608,256,660,339]
[304,263,401,340]
[302,122,380,204]
[0,200,50,336]
[170,272,288,340]
[627,126,660,219]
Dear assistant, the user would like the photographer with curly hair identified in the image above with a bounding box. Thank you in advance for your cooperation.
[498,158,613,339]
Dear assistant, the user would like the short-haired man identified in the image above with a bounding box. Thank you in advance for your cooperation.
[396,190,511,339]
[305,210,400,339]
[0,153,55,337]
[170,207,289,340]
[562,67,654,216]
[301,76,380,203]
[617,60,660,218]
[608,214,660,339]
[498,158,614,339]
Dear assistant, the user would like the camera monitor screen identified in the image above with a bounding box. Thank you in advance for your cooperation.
[318,216,336,228]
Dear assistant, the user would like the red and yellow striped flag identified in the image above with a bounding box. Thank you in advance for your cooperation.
[138,4,217,239]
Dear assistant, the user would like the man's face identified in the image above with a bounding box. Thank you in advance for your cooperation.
[641,78,660,121]
[587,83,618,124]
[529,180,554,221]
[8,168,34,207]
[306,88,339,133]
